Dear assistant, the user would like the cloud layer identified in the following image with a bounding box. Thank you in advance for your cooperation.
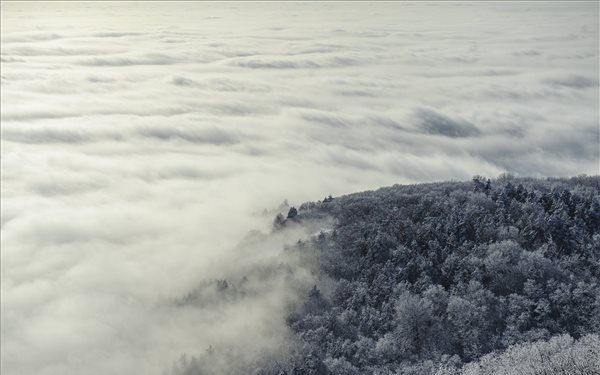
[1,2,598,375]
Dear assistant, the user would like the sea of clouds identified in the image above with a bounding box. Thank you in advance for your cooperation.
[1,2,598,375]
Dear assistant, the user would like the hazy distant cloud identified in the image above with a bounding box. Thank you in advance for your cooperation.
[335,88,378,97]
[366,115,405,131]
[171,76,271,93]
[227,53,364,69]
[137,125,240,145]
[229,58,319,69]
[543,74,599,89]
[415,109,481,138]
[3,45,112,57]
[93,32,144,38]
[1,32,63,43]
[1,1,598,375]
[79,53,178,66]
[171,76,198,87]
[513,49,542,57]
[2,127,107,144]
[301,111,353,128]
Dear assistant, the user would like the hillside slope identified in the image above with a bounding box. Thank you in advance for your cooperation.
[177,176,600,375]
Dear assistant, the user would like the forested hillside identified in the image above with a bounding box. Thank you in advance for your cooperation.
[175,175,600,375]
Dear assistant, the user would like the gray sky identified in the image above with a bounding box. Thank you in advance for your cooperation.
[1,2,599,375]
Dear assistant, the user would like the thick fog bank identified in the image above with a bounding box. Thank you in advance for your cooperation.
[1,2,598,375]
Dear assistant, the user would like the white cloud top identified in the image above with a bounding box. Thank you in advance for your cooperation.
[1,2,598,375]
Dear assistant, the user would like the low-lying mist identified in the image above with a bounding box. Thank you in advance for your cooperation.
[1,2,598,375]
[3,188,333,375]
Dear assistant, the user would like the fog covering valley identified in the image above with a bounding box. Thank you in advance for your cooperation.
[1,2,599,375]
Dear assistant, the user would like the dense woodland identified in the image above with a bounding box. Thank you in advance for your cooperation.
[174,175,600,375]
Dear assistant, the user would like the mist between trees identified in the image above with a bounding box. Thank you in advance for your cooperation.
[169,175,600,375]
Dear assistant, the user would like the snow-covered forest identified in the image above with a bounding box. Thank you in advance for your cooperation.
[173,176,600,375]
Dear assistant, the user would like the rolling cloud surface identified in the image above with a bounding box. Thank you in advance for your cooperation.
[1,2,598,375]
